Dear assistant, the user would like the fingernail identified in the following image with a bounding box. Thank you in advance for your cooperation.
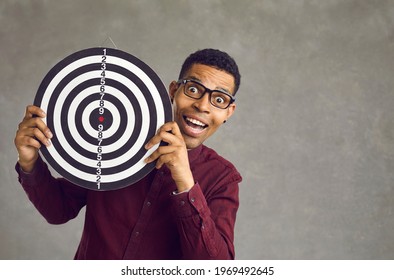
[47,131,53,138]
[145,143,150,150]
[46,140,51,147]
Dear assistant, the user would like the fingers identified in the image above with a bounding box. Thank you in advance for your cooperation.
[145,122,181,150]
[144,122,186,167]
[15,105,53,172]
[27,127,51,147]
[23,105,46,120]
[145,145,176,166]
[16,105,53,149]
[15,126,51,149]
[19,106,52,138]
[15,132,42,150]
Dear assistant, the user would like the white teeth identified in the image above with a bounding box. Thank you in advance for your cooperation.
[186,117,206,127]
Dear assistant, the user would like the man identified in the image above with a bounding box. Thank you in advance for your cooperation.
[15,48,242,259]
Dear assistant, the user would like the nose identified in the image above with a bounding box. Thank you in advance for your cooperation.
[193,92,211,113]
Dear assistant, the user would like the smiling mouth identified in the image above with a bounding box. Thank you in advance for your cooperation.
[184,116,208,131]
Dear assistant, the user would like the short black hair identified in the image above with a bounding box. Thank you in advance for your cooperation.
[178,48,241,95]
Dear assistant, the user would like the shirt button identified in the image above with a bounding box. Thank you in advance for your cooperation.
[135,231,140,236]
[190,197,195,203]
[180,201,185,206]
[146,201,151,207]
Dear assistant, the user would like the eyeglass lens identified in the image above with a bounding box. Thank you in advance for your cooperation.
[184,81,232,109]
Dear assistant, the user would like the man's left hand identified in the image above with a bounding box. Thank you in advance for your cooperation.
[144,121,194,192]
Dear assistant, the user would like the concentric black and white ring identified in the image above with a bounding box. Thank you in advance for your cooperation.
[34,47,172,191]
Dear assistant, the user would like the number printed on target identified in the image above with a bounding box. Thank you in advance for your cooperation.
[34,47,172,191]
[96,48,107,189]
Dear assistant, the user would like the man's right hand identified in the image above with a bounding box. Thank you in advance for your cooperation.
[14,105,53,173]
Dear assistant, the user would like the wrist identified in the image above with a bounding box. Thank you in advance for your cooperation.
[18,155,38,173]
[174,172,194,193]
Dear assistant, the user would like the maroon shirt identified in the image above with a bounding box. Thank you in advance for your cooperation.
[16,145,242,259]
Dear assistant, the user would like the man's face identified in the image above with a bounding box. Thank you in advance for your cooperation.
[169,63,236,149]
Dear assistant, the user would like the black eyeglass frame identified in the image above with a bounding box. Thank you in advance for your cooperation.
[177,79,236,109]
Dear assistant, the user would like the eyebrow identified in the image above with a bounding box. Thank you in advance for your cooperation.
[187,75,231,95]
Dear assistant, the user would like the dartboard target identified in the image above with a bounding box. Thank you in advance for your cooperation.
[34,47,172,191]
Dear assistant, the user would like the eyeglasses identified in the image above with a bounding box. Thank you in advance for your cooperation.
[177,79,235,109]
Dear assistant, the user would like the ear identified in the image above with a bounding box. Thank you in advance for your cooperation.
[225,103,236,121]
[168,81,178,103]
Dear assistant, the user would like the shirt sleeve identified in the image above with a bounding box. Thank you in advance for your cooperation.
[170,173,240,260]
[15,156,87,224]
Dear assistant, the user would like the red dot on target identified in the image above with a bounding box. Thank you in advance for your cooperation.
[99,116,105,123]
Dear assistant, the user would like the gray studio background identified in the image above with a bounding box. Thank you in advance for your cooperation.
[1,0,394,259]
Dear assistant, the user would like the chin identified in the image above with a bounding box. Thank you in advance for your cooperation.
[183,136,204,150]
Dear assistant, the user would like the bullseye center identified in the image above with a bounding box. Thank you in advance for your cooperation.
[89,109,113,131]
